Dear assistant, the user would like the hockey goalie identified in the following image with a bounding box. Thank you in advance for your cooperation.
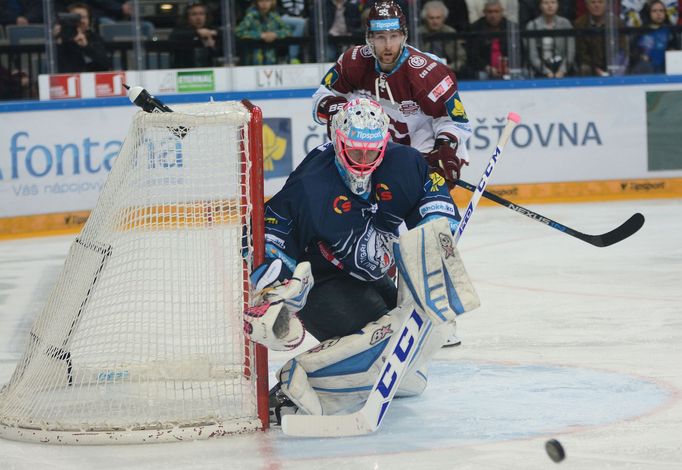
[243,98,480,434]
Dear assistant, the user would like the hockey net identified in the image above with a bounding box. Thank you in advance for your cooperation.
[0,100,268,444]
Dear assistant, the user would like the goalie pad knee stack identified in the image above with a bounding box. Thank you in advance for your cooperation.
[275,302,450,415]
[277,306,416,415]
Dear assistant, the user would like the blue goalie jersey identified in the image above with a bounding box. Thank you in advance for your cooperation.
[264,141,460,281]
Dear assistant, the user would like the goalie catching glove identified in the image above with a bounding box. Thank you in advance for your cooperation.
[425,136,468,189]
[244,261,314,351]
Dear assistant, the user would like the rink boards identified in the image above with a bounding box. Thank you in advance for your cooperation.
[2,74,682,236]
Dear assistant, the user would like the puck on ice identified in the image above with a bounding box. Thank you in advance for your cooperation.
[545,439,565,463]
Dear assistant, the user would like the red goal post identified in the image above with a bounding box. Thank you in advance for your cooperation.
[242,99,269,430]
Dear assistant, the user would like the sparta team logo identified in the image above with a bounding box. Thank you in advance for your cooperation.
[438,232,455,259]
[375,183,393,201]
[360,45,373,58]
[408,55,427,69]
[399,100,420,116]
[333,195,352,214]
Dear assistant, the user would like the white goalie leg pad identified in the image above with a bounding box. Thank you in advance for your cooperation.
[277,304,415,415]
[394,217,480,324]
[395,320,455,397]
[277,359,323,416]
[277,303,453,414]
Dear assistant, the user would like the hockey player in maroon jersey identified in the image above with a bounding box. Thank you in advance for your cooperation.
[313,0,472,192]
[313,0,471,346]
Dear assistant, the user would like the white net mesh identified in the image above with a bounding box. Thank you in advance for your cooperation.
[0,101,263,444]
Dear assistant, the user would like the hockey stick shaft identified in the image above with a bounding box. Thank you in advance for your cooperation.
[281,112,521,438]
[454,180,645,247]
[455,114,521,244]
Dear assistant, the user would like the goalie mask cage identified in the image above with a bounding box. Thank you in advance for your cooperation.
[0,100,268,444]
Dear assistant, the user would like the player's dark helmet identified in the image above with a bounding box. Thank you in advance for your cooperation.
[365,0,408,40]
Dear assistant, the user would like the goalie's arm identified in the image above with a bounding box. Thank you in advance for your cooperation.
[246,188,315,350]
[400,154,461,234]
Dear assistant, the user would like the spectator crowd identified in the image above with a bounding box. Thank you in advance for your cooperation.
[1,0,681,99]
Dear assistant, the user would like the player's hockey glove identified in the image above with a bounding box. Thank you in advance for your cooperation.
[425,137,468,189]
[316,95,348,138]
[244,261,313,351]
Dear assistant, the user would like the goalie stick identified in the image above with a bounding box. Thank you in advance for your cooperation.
[454,180,645,247]
[281,112,521,438]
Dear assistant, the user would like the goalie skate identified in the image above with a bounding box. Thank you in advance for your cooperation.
[269,383,299,426]
[442,322,462,347]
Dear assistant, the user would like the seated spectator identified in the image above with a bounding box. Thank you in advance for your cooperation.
[574,0,627,76]
[279,0,309,63]
[325,0,363,61]
[442,0,471,32]
[234,0,257,22]
[621,0,678,27]
[526,0,575,77]
[519,0,575,27]
[467,0,519,23]
[56,3,112,73]
[0,0,43,25]
[169,1,220,68]
[235,0,292,65]
[419,0,467,71]
[629,0,677,73]
[519,0,541,26]
[88,0,133,26]
[0,64,30,100]
[468,0,516,78]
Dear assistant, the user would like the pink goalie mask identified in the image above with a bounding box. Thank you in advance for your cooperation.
[331,99,390,195]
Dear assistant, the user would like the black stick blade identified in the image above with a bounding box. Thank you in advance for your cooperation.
[586,212,645,247]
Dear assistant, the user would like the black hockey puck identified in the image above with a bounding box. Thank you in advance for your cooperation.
[545,439,566,463]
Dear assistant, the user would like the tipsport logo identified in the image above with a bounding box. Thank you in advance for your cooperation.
[348,127,384,142]
[262,118,293,178]
[369,18,400,31]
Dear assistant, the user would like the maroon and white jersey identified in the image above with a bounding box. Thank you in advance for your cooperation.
[313,45,472,158]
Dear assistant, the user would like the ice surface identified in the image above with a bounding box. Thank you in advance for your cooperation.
[1,199,680,469]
